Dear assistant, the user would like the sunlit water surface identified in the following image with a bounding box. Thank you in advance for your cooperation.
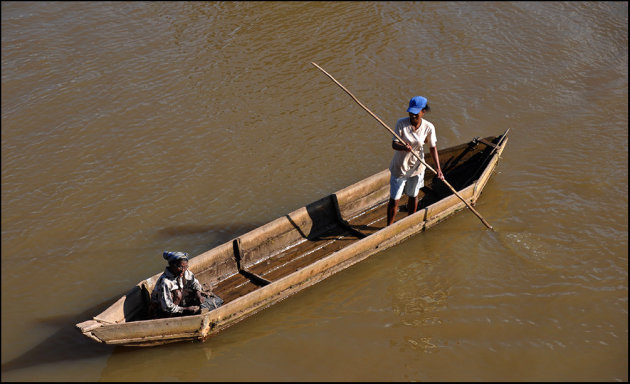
[2,2,627,381]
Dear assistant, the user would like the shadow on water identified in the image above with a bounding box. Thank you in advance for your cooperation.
[2,222,267,375]
[0,300,117,374]
[157,222,264,243]
[157,222,267,237]
[100,339,217,381]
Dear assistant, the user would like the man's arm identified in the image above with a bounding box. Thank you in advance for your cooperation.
[392,140,412,152]
[159,285,184,314]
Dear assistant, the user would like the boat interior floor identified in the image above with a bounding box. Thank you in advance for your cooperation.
[196,193,431,305]
[144,137,499,315]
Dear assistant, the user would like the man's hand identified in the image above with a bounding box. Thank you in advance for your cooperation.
[185,306,201,314]
[393,140,413,152]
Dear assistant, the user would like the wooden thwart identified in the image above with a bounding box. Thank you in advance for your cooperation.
[233,238,272,286]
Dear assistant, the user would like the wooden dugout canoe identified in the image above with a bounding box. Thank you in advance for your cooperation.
[76,130,508,347]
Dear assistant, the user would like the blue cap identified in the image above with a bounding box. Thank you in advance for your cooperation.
[407,96,428,114]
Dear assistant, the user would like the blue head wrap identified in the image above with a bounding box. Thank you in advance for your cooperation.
[163,251,188,264]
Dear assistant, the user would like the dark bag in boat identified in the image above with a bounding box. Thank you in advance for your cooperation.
[200,292,224,311]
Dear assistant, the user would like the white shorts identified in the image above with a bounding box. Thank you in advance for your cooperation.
[390,173,424,200]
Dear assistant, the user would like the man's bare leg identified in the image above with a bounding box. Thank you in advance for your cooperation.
[387,198,399,226]
[407,196,418,215]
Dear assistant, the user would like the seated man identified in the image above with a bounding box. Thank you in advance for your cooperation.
[150,251,223,318]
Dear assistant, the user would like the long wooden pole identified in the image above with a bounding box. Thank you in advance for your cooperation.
[311,62,494,231]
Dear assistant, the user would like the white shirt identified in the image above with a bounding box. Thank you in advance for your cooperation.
[389,117,437,178]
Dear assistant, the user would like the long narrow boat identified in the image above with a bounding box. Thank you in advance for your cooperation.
[76,130,508,346]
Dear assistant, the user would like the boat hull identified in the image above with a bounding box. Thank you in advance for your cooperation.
[76,132,508,346]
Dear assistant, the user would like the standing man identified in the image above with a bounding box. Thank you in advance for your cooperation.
[387,96,444,226]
